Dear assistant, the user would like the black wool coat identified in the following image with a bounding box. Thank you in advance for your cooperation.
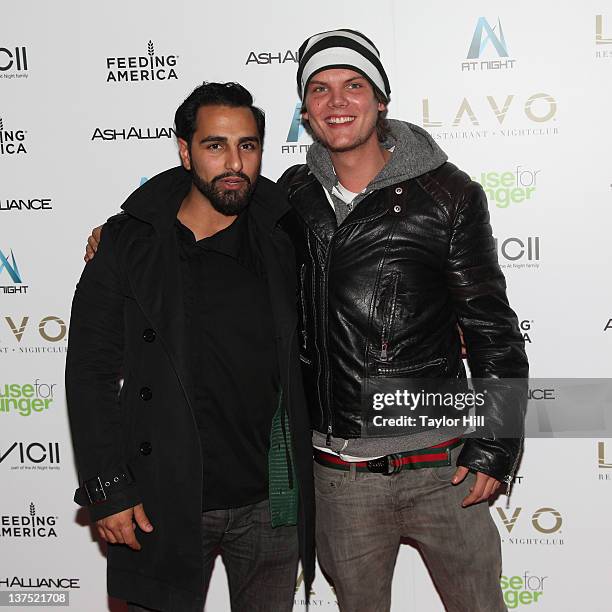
[66,167,315,611]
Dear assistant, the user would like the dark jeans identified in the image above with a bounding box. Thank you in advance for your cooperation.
[314,444,507,612]
[128,498,298,612]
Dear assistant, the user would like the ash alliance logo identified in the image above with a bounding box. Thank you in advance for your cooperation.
[0,441,60,469]
[0,197,52,212]
[0,45,28,79]
[281,102,312,155]
[0,315,67,355]
[106,40,178,83]
[462,17,516,72]
[246,49,298,65]
[92,125,175,141]
[474,166,540,208]
[0,249,28,295]
[495,506,564,546]
[0,117,28,155]
[495,236,541,270]
[501,572,547,609]
[0,502,58,538]
[596,15,612,58]
[0,380,56,416]
[604,318,612,332]
[0,576,80,589]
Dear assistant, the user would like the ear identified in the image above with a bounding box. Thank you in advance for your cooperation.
[301,110,309,122]
[377,101,387,113]
[177,138,191,171]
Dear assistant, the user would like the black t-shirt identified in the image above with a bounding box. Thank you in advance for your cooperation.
[176,213,279,511]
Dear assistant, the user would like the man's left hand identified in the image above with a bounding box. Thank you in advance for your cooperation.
[452,467,500,507]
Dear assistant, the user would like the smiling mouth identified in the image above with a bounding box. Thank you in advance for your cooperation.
[326,116,355,125]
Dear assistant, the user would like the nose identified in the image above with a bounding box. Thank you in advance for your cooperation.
[328,85,348,108]
[225,145,243,173]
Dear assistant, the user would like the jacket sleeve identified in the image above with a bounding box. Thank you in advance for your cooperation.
[65,223,142,521]
[445,180,529,482]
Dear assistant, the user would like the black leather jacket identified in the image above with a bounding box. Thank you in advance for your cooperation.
[279,161,528,482]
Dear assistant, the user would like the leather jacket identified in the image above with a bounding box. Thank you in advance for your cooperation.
[279,161,529,482]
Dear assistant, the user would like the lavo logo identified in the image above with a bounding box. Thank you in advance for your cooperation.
[0,249,28,295]
[91,126,175,141]
[598,442,612,468]
[462,17,517,72]
[3,316,66,342]
[0,381,56,416]
[0,117,27,155]
[106,40,178,83]
[0,46,28,78]
[423,93,556,128]
[496,507,562,534]
[0,502,57,538]
[474,166,540,208]
[0,442,60,465]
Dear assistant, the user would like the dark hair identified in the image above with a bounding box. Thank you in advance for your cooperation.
[174,81,265,147]
[300,85,391,143]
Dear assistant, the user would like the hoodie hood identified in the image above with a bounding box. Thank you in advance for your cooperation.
[305,119,448,197]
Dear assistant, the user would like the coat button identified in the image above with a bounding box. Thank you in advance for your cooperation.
[393,205,402,213]
[143,328,156,342]
[139,387,152,401]
[395,187,403,195]
[139,442,152,456]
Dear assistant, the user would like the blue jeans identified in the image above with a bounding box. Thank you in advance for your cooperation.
[314,444,506,612]
[128,498,298,612]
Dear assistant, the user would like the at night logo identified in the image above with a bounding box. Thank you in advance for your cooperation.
[106,40,178,83]
[474,166,540,208]
[0,442,60,468]
[494,236,541,270]
[501,572,547,609]
[0,249,28,295]
[281,102,312,155]
[495,506,564,546]
[246,49,298,65]
[0,502,58,538]
[462,17,516,72]
[0,45,28,78]
[421,93,558,141]
[0,315,67,355]
[596,15,612,59]
[0,197,52,212]
[92,126,175,141]
[0,380,56,417]
[0,117,27,155]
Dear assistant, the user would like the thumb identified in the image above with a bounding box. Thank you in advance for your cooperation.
[133,504,154,532]
[451,466,469,485]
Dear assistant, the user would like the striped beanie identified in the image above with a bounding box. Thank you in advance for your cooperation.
[297,29,391,101]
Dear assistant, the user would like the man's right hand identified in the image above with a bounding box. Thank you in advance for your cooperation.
[95,503,153,550]
[84,225,103,262]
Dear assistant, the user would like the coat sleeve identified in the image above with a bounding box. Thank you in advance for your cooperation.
[65,223,142,521]
[445,180,529,482]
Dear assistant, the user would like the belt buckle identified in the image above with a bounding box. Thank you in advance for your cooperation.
[84,476,106,504]
[367,456,391,475]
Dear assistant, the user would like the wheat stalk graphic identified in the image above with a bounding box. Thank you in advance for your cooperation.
[30,502,36,517]
[0,118,3,132]
[148,41,154,69]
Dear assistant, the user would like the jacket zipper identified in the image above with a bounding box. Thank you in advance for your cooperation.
[380,273,399,361]
[299,263,308,353]
[376,357,446,376]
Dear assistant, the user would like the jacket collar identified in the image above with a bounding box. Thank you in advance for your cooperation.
[121,165,289,234]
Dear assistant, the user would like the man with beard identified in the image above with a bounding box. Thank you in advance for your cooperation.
[66,82,314,612]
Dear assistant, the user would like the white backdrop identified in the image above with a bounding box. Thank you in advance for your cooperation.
[1,1,611,610]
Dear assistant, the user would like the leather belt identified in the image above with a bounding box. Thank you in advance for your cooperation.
[314,438,462,475]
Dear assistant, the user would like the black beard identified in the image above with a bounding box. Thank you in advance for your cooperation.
[191,169,254,216]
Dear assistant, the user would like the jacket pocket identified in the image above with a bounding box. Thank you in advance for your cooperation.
[374,356,448,377]
[380,272,400,361]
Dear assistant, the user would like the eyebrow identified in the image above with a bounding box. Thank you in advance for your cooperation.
[199,135,260,145]
[308,75,366,87]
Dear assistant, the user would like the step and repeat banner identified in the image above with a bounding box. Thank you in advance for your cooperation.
[1,1,611,611]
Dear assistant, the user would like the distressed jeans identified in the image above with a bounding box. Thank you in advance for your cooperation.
[128,498,298,612]
[314,444,507,612]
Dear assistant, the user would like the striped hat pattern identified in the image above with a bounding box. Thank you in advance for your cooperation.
[297,29,391,101]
